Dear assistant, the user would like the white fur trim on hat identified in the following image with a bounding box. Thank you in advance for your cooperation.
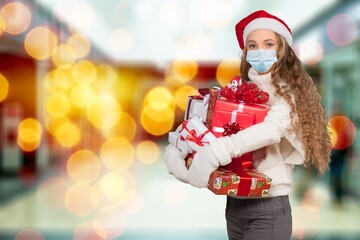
[243,18,293,47]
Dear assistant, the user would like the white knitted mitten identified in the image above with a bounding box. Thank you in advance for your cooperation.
[164,144,188,183]
[187,144,224,188]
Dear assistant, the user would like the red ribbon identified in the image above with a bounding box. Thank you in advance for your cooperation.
[239,158,253,169]
[225,155,253,172]
[182,122,211,146]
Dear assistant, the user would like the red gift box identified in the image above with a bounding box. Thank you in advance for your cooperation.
[213,99,270,125]
[208,167,272,197]
[204,80,272,197]
[209,99,269,169]
[211,109,255,138]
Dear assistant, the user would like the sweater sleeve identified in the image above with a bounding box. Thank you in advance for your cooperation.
[210,102,293,163]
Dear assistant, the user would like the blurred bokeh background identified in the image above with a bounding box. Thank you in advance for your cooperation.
[0,0,359,239]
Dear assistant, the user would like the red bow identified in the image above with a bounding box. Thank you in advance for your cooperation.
[181,122,210,146]
[222,82,269,104]
[222,122,242,136]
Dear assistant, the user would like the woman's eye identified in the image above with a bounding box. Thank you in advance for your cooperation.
[248,44,256,48]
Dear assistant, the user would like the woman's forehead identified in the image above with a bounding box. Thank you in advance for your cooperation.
[247,29,277,41]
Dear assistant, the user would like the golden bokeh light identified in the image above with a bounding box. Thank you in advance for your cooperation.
[87,95,121,130]
[136,140,160,165]
[52,44,77,69]
[65,183,98,217]
[141,102,174,136]
[97,171,126,204]
[72,60,97,84]
[143,86,175,111]
[108,28,133,53]
[44,68,75,93]
[17,118,42,152]
[46,93,72,118]
[167,60,198,83]
[100,137,134,171]
[93,206,126,239]
[92,64,117,90]
[216,58,241,87]
[70,83,96,109]
[102,112,137,141]
[55,121,81,147]
[67,150,101,183]
[0,16,5,36]
[67,33,91,59]
[24,27,58,60]
[0,2,31,35]
[37,177,68,210]
[175,85,198,110]
[0,73,9,102]
[45,116,69,136]
[93,171,137,207]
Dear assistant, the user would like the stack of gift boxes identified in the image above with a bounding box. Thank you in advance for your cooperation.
[168,76,272,197]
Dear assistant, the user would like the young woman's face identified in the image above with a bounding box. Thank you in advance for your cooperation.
[246,29,277,51]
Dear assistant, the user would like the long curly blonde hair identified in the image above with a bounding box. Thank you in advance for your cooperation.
[240,34,332,175]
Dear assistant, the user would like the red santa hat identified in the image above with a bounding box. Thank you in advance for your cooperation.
[235,10,293,50]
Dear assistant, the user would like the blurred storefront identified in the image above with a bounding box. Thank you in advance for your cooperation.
[293,0,359,203]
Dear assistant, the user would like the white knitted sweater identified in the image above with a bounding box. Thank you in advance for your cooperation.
[221,68,306,197]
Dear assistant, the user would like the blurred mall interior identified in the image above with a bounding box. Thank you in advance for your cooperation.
[0,0,360,239]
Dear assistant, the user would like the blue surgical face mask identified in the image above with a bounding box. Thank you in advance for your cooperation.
[246,49,277,73]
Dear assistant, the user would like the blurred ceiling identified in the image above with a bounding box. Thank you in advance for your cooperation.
[19,0,341,64]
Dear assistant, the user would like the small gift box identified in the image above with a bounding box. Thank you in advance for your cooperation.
[180,118,216,152]
[208,167,272,197]
[184,95,208,122]
[211,109,255,138]
[168,132,189,152]
[213,99,270,125]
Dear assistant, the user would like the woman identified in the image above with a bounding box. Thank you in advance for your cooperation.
[164,10,331,240]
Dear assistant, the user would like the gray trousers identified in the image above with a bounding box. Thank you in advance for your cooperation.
[225,195,292,240]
